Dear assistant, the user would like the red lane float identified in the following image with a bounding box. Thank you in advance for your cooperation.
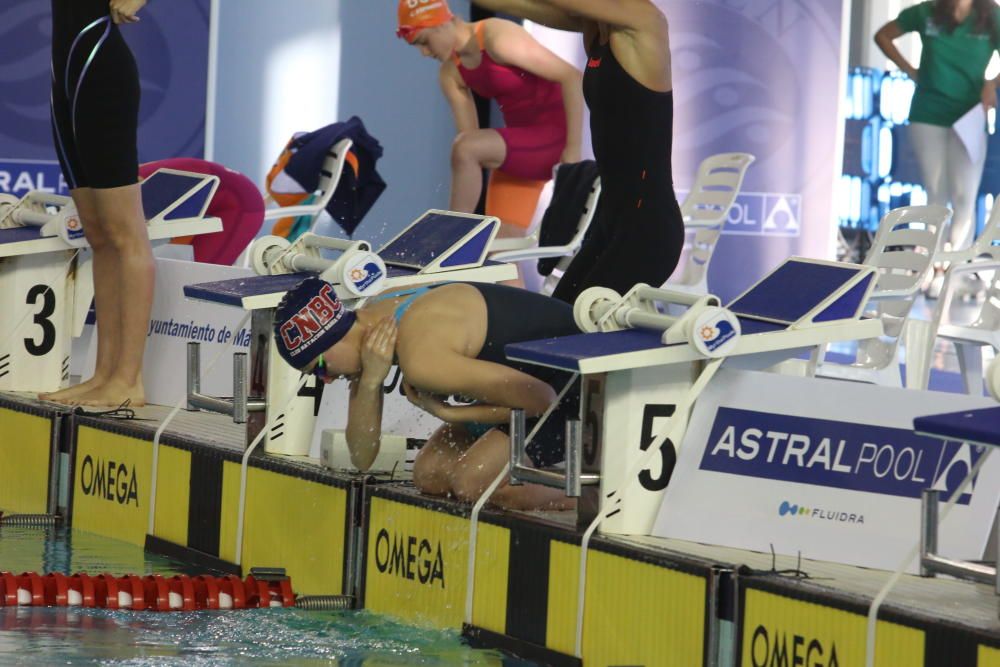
[0,571,295,612]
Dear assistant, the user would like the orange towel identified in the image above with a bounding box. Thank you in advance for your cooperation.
[485,170,546,230]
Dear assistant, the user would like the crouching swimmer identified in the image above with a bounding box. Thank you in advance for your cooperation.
[273,278,581,510]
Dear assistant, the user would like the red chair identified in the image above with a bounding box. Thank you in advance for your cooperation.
[139,158,264,266]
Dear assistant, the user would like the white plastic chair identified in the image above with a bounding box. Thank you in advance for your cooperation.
[813,205,951,386]
[667,152,755,296]
[489,174,602,295]
[262,137,353,234]
[911,202,1000,392]
[932,194,1000,266]
[239,138,353,267]
[916,261,1000,394]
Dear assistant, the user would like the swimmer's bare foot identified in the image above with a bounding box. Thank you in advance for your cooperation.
[73,379,146,408]
[39,376,108,404]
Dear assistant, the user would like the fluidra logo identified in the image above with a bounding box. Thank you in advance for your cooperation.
[79,455,139,506]
[778,500,863,524]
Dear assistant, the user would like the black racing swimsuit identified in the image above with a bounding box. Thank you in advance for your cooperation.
[552,37,685,304]
[469,283,581,468]
[392,283,581,467]
[51,0,141,189]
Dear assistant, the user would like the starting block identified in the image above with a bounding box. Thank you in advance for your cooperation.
[0,169,223,393]
[505,257,883,535]
[183,210,516,456]
[914,404,1000,616]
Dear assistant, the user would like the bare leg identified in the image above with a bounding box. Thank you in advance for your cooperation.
[413,424,475,496]
[40,188,116,402]
[450,429,575,511]
[449,129,506,213]
[72,183,152,407]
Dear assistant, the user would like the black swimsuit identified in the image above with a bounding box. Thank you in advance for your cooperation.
[51,0,141,190]
[551,38,685,304]
[468,283,581,467]
[391,283,580,467]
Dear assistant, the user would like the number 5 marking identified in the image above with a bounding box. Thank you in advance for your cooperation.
[639,404,677,492]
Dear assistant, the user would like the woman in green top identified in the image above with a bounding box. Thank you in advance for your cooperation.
[875,0,1000,295]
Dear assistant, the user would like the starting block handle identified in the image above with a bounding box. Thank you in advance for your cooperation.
[620,309,676,332]
[186,343,264,424]
[633,284,716,308]
[564,419,585,497]
[304,235,370,253]
[187,342,201,411]
[508,410,599,496]
[919,488,1000,590]
[287,254,335,274]
[14,210,51,228]
[31,192,70,205]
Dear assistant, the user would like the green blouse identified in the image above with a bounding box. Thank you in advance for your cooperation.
[897,1,1000,126]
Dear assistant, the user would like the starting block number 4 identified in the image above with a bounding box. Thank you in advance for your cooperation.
[0,252,76,393]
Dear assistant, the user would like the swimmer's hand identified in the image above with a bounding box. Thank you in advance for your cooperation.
[403,382,451,420]
[110,0,146,24]
[360,317,397,388]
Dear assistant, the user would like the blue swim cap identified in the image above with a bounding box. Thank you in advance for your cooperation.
[273,277,356,371]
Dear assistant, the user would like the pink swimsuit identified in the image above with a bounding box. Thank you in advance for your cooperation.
[455,23,567,181]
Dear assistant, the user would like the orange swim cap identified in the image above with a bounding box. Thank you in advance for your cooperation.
[396,0,454,43]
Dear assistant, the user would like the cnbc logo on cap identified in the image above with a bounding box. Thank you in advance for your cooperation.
[778,500,864,524]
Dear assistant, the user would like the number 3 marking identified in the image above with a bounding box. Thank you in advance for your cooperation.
[24,285,56,357]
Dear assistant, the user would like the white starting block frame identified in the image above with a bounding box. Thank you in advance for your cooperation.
[0,169,222,393]
[183,209,515,455]
[505,257,884,535]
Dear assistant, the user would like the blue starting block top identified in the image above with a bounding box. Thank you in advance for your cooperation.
[0,227,44,246]
[729,260,869,324]
[506,258,873,372]
[184,273,312,307]
[914,407,1000,449]
[509,330,666,371]
[507,318,787,371]
[141,170,216,221]
[378,211,494,270]
[184,265,424,307]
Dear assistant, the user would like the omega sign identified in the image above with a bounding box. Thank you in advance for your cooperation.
[373,528,444,588]
[750,625,839,667]
[79,455,139,506]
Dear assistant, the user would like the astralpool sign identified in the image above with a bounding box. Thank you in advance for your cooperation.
[701,407,982,504]
[654,369,1000,572]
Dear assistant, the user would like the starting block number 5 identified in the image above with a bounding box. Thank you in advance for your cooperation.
[639,404,677,492]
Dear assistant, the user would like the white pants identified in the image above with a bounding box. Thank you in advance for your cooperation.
[908,121,988,250]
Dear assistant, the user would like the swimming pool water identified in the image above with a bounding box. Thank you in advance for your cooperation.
[0,526,540,666]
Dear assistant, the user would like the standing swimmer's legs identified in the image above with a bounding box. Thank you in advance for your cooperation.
[71,183,153,407]
[39,187,120,402]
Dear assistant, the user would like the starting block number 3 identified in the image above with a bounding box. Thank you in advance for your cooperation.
[0,253,75,393]
[24,284,57,357]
